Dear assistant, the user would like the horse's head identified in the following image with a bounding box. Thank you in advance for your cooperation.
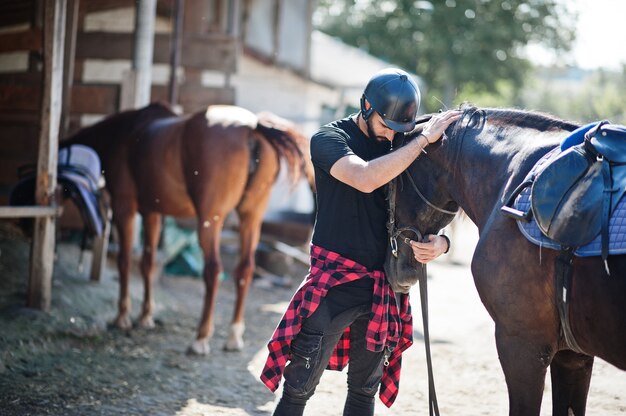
[384,117,459,293]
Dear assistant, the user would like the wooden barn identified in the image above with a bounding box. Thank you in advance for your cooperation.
[0,0,420,312]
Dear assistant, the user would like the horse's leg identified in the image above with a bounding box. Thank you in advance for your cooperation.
[112,210,137,330]
[224,211,263,351]
[550,350,594,416]
[137,212,162,329]
[188,217,225,355]
[496,329,552,416]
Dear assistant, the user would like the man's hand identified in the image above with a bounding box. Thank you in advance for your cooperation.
[420,110,463,144]
[409,234,450,264]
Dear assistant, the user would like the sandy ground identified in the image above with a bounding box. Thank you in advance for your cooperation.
[258,218,626,416]
[0,218,624,415]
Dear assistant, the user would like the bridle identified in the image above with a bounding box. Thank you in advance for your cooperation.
[386,111,476,257]
[387,168,458,258]
[385,139,459,416]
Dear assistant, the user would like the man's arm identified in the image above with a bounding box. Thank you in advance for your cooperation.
[330,110,462,193]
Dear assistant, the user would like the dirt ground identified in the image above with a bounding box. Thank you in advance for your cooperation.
[0,218,624,416]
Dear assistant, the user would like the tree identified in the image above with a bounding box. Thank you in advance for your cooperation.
[522,65,626,124]
[315,0,576,110]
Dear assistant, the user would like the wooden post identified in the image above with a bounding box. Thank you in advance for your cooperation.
[29,0,67,311]
[168,0,184,107]
[271,0,281,62]
[303,0,314,79]
[132,0,157,108]
[119,69,137,111]
[225,0,240,87]
[60,0,79,137]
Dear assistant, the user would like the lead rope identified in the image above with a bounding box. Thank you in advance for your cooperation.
[387,177,440,415]
[419,254,440,416]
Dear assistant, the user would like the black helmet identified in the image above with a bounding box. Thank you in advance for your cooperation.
[360,68,421,133]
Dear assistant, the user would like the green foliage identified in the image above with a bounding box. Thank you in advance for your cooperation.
[315,0,576,111]
[522,65,626,124]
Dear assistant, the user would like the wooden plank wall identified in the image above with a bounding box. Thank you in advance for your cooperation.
[0,0,41,204]
[0,0,238,204]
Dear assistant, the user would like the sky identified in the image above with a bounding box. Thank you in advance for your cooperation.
[528,0,626,70]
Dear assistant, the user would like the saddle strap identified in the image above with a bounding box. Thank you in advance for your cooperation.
[601,159,612,273]
[555,250,586,354]
[418,269,440,416]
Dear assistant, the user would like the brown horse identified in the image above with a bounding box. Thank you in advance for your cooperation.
[63,103,314,354]
[385,107,626,415]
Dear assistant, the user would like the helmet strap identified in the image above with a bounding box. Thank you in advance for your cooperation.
[360,95,374,121]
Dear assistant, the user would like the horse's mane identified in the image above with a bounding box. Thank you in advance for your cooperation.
[459,104,580,133]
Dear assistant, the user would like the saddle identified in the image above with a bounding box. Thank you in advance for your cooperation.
[502,121,626,262]
[501,121,626,354]
[10,144,106,237]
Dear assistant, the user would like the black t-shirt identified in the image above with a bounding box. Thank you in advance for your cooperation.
[310,115,392,272]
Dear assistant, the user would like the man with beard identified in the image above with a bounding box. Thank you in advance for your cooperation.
[261,68,462,416]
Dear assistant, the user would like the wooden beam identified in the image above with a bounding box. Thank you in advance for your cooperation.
[75,32,237,72]
[131,0,157,108]
[60,0,79,136]
[168,0,184,106]
[0,28,42,53]
[181,34,237,72]
[0,0,35,27]
[183,0,210,34]
[29,0,44,71]
[74,31,167,61]
[70,83,119,114]
[0,206,62,218]
[1,83,119,115]
[0,80,234,119]
[81,0,132,13]
[29,0,66,311]
[0,71,41,85]
[152,84,235,113]
[80,0,172,16]
[0,84,42,112]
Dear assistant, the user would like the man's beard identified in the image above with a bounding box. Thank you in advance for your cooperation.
[365,116,388,142]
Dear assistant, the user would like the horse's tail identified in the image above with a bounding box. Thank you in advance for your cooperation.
[254,112,315,191]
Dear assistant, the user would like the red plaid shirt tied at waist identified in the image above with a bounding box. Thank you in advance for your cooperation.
[260,244,413,407]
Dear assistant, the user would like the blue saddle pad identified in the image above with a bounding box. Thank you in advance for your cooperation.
[514,145,626,257]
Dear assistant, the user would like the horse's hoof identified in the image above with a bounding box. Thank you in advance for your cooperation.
[113,315,132,330]
[138,315,155,329]
[187,339,210,355]
[224,322,245,351]
[224,338,244,352]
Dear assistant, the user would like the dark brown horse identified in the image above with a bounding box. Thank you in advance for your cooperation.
[63,103,314,355]
[385,107,626,415]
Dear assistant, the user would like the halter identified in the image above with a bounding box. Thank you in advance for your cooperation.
[387,106,481,250]
[387,168,458,258]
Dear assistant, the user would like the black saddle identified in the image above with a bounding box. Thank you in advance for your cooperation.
[502,121,626,261]
[501,121,626,353]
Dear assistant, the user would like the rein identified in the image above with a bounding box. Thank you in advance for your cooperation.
[404,171,458,216]
[386,123,465,416]
[387,171,454,416]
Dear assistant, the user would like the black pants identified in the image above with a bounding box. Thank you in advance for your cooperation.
[273,284,385,416]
